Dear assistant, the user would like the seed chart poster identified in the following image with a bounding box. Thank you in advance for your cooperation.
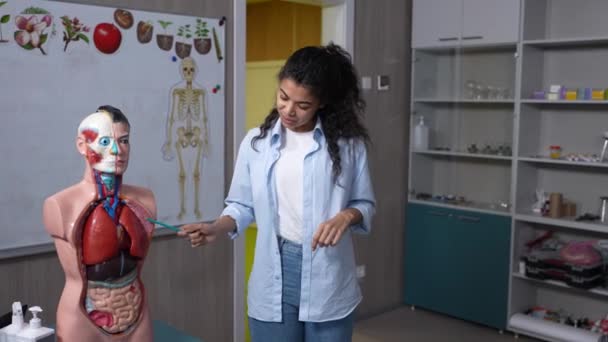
[0,0,226,250]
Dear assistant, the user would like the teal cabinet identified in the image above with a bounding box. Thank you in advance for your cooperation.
[404,203,511,330]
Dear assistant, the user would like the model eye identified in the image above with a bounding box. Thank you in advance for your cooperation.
[99,137,111,146]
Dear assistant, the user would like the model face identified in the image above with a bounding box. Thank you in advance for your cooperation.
[79,112,130,174]
[276,78,321,132]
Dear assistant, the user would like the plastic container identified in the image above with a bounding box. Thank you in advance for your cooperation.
[413,116,429,151]
[549,145,562,159]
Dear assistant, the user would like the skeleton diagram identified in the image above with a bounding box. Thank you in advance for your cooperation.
[162,57,209,220]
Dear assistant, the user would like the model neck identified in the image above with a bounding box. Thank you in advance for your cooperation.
[94,170,122,198]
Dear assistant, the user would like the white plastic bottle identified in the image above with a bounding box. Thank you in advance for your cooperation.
[413,116,429,151]
[0,304,54,342]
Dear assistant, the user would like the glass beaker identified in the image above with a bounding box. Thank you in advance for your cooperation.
[476,84,489,100]
[464,80,477,99]
[487,86,498,100]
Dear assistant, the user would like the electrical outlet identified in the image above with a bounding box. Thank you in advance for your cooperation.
[361,76,372,90]
[356,265,366,279]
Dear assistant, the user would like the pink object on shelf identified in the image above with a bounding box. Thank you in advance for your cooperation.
[560,241,601,266]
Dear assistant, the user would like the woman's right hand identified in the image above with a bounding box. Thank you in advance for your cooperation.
[178,216,237,247]
[178,222,219,247]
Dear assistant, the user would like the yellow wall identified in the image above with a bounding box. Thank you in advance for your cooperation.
[246,60,284,129]
[247,0,321,61]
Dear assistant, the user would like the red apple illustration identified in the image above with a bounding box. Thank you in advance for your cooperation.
[93,23,122,54]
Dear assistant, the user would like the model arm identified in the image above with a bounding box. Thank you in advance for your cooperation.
[137,187,158,222]
[42,196,67,241]
[200,88,209,156]
[162,89,178,161]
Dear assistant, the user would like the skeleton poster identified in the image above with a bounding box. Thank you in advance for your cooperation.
[0,0,226,250]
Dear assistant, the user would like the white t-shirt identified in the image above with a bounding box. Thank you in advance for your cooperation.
[275,126,315,244]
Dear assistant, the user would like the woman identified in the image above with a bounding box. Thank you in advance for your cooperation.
[180,43,375,341]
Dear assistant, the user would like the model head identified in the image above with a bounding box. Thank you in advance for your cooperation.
[77,105,131,175]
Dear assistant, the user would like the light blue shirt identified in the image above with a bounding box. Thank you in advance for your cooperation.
[222,118,376,322]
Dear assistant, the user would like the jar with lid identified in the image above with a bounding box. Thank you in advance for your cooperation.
[549,145,562,159]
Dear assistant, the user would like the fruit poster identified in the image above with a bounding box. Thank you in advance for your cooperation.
[0,0,226,250]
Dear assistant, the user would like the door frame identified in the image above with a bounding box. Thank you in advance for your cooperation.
[232,1,354,341]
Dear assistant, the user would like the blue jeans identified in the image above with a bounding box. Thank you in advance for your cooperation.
[249,237,354,342]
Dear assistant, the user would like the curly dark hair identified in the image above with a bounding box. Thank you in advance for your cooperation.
[252,43,370,181]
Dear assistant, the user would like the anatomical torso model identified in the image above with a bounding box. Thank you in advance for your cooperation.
[43,106,156,341]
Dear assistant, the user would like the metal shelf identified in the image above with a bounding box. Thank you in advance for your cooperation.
[515,212,608,234]
[512,273,608,298]
[414,150,512,161]
[414,98,515,104]
[518,157,608,169]
[408,199,512,217]
[523,36,608,48]
[521,99,608,105]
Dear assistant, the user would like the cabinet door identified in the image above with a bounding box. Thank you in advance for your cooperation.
[462,0,520,45]
[404,203,510,329]
[448,211,510,329]
[412,0,462,48]
[405,204,456,311]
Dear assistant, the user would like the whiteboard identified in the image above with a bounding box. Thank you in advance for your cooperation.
[0,0,226,250]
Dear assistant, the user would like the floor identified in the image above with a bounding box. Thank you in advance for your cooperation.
[353,306,540,342]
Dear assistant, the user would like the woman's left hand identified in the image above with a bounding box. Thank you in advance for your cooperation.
[312,209,359,251]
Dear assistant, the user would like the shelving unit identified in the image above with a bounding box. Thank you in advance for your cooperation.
[514,3,608,339]
[406,0,520,332]
[510,219,608,341]
[410,44,516,215]
[407,0,608,340]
